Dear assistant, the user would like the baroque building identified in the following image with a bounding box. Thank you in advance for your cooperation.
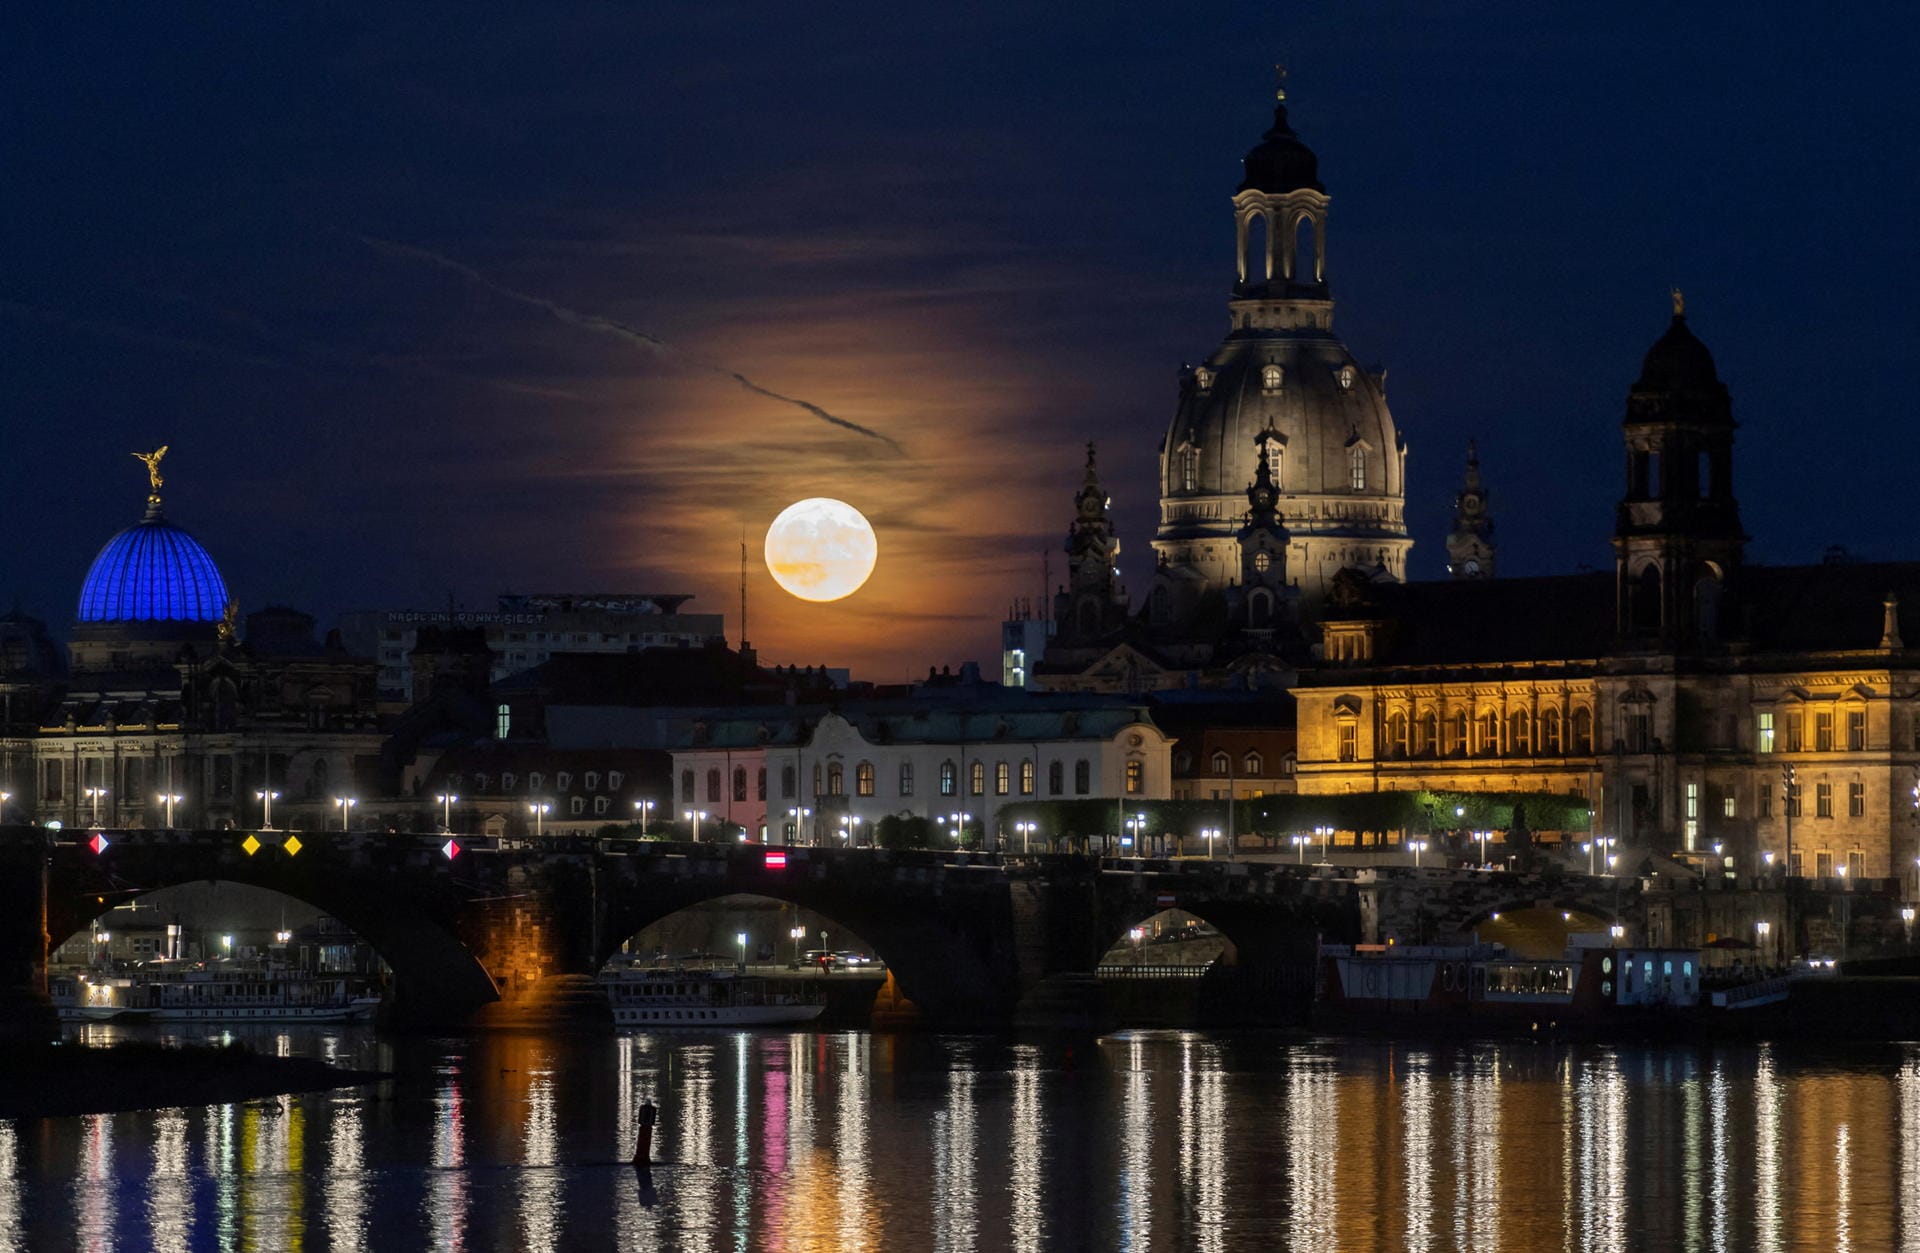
[1295,302,1920,882]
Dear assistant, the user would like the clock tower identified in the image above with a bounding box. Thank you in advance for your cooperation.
[1445,441,1495,580]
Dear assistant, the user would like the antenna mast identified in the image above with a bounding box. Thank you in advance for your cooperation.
[739,532,749,650]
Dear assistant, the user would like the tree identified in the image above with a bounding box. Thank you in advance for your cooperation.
[875,813,936,850]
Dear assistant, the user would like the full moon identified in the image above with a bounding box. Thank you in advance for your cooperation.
[764,497,878,602]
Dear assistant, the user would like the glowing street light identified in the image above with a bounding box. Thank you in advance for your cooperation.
[1409,838,1429,869]
[436,792,459,832]
[1290,833,1309,865]
[1199,826,1222,860]
[633,798,655,837]
[334,796,357,831]
[84,787,109,826]
[683,809,707,842]
[155,792,183,828]
[939,812,972,849]
[1129,926,1146,966]
[786,806,811,845]
[736,931,748,972]
[221,934,233,956]
[275,929,293,945]
[255,789,280,830]
[1472,829,1492,867]
[1123,813,1147,856]
[1313,824,1334,865]
[838,814,865,846]
[0,790,10,823]
[789,925,806,966]
[1013,820,1038,854]
[529,802,551,837]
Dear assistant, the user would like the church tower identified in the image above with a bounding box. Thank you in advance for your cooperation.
[1053,443,1126,642]
[1236,432,1293,629]
[1154,71,1410,617]
[1445,441,1495,579]
[1612,293,1746,643]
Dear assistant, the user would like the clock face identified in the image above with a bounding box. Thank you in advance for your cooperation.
[1463,558,1481,574]
[1461,493,1483,517]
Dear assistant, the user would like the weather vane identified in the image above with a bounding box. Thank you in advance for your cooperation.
[1274,61,1289,103]
[133,444,168,504]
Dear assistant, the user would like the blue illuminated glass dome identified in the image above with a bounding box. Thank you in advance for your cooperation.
[77,504,230,623]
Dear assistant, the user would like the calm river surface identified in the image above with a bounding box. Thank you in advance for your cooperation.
[6,1025,1920,1251]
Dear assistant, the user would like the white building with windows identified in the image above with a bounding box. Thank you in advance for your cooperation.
[668,700,1174,849]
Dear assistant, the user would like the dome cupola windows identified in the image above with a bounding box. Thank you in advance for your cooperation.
[1336,364,1356,392]
[1261,364,1284,392]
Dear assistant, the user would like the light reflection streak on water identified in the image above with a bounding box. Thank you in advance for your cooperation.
[1835,1122,1852,1253]
[1682,1057,1703,1245]
[0,1122,18,1252]
[428,1071,467,1253]
[328,1099,367,1253]
[1119,1038,1152,1251]
[1465,1053,1500,1252]
[76,1112,113,1253]
[680,1045,718,1252]
[1009,1061,1043,1253]
[520,1068,563,1253]
[1754,1047,1782,1253]
[1902,1056,1920,1251]
[733,1036,750,1241]
[933,1065,978,1253]
[208,1102,237,1253]
[1187,1040,1225,1253]
[834,1034,873,1253]
[1402,1053,1434,1253]
[1707,1060,1729,1253]
[1575,1054,1628,1253]
[1286,1051,1334,1248]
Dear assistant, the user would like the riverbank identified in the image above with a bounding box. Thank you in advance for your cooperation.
[0,1039,390,1119]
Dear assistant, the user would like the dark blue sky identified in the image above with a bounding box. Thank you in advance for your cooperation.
[5,4,1917,676]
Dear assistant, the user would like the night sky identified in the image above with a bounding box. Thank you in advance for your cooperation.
[6,4,1917,679]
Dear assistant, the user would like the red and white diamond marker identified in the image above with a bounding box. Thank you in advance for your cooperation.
[88,832,110,855]
[441,838,460,860]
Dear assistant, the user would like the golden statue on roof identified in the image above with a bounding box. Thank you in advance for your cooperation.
[1670,286,1685,317]
[133,445,168,498]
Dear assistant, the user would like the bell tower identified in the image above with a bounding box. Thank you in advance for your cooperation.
[1054,443,1126,642]
[1612,292,1746,643]
[1445,441,1495,579]
[1232,64,1333,334]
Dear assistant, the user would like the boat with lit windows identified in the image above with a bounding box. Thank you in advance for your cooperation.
[52,965,381,1024]
[1317,936,1702,1033]
[600,963,825,1028]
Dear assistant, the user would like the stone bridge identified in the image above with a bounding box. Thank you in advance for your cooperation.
[1360,866,1645,944]
[0,827,1364,1035]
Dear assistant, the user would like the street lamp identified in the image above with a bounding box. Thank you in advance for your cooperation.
[1472,829,1491,867]
[683,808,707,842]
[786,806,811,845]
[736,931,748,972]
[1199,827,1221,860]
[839,814,864,846]
[221,934,233,956]
[1123,813,1146,856]
[1583,840,1596,875]
[0,790,10,823]
[1903,907,1916,945]
[1013,820,1037,854]
[939,812,971,849]
[1290,833,1309,865]
[84,787,108,826]
[1129,926,1145,966]
[256,789,280,830]
[789,925,806,967]
[156,792,183,828]
[1409,838,1429,869]
[436,792,458,832]
[334,796,357,831]
[529,802,551,837]
[275,929,293,945]
[1755,919,1772,964]
[1314,825,1333,865]
[633,798,655,837]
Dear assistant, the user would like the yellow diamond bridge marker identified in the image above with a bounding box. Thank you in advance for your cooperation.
[241,834,261,856]
[283,835,303,857]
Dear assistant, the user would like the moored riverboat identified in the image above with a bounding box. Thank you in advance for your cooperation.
[52,965,382,1024]
[601,963,825,1028]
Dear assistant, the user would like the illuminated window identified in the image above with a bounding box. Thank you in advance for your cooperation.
[970,761,986,796]
[939,760,957,796]
[1756,712,1774,754]
[1211,751,1230,774]
[855,761,875,797]
[1244,752,1262,774]
[898,761,913,797]
[1020,760,1036,795]
[1261,363,1284,391]
[994,762,1010,796]
[495,704,511,740]
[1722,795,1736,818]
[827,763,844,795]
[1684,782,1699,851]
[1336,365,1355,391]
[1181,446,1200,492]
[1338,722,1358,763]
[1125,761,1144,794]
[1509,710,1530,756]
[1252,551,1272,573]
[1349,445,1367,491]
[1478,711,1499,755]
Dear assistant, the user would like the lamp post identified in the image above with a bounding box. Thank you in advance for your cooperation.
[787,806,811,845]
[683,809,706,842]
[1313,824,1334,866]
[1755,919,1772,966]
[1123,813,1145,857]
[1837,863,1850,963]
[1782,763,1797,877]
[789,925,806,968]
[527,802,550,837]
[1291,834,1308,865]
[1199,826,1221,860]
[436,792,458,832]
[1013,820,1037,854]
[1129,926,1145,967]
[1583,840,1596,875]
[1902,908,1916,948]
[84,787,108,826]
[0,790,10,824]
[1409,838,1428,869]
[839,814,864,847]
[334,796,357,831]
[634,798,654,837]
[156,792,182,828]
[255,789,280,830]
[736,931,748,973]
[1472,829,1491,868]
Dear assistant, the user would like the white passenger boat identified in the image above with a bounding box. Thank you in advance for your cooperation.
[601,965,825,1028]
[52,966,381,1024]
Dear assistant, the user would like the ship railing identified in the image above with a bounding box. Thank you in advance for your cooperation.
[1709,976,1792,1009]
[1095,964,1213,980]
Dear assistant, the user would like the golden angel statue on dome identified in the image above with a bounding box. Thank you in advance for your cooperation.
[133,445,168,495]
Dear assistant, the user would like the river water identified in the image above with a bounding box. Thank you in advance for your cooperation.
[6,1024,1919,1251]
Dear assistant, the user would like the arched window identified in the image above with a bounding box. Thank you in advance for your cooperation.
[1261,363,1284,392]
[1448,711,1468,757]
[1571,707,1594,755]
[898,761,914,796]
[970,761,987,795]
[1386,711,1409,759]
[855,761,875,797]
[495,704,511,740]
[1258,434,1285,489]
[1243,752,1263,774]
[827,762,844,795]
[732,767,748,802]
[706,769,721,802]
[1211,751,1231,774]
[1293,214,1318,282]
[781,766,795,799]
[1242,210,1270,284]
[1349,444,1367,491]
[995,762,1010,795]
[1180,446,1200,492]
[1632,563,1662,635]
[1415,710,1437,757]
[1693,573,1722,641]
[529,771,544,792]
[1049,761,1065,794]
[1541,708,1563,755]
[812,763,822,796]
[1248,588,1274,626]
[1150,585,1171,626]
[757,768,767,801]
[1478,712,1500,755]
[940,760,958,796]
[1125,761,1145,794]
[1074,759,1091,795]
[1509,710,1531,756]
[1020,760,1036,795]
